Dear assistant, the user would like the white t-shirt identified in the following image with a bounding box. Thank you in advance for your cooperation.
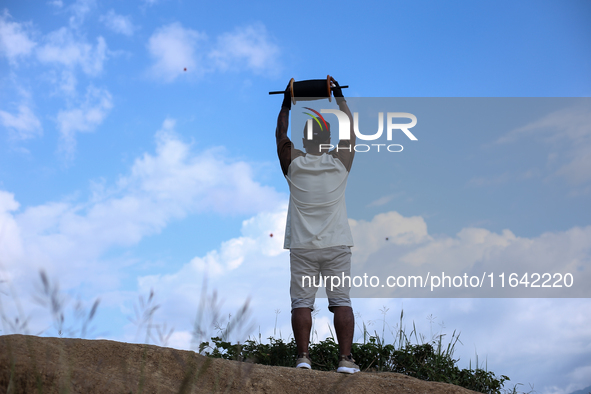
[283,153,354,249]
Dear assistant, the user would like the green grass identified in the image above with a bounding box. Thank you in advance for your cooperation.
[199,308,517,394]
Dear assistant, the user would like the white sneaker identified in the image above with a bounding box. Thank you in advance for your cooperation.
[296,353,312,369]
[337,354,360,374]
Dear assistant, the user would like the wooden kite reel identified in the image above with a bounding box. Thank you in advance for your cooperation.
[269,75,349,105]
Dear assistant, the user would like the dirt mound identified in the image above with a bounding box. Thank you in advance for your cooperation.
[1,334,479,393]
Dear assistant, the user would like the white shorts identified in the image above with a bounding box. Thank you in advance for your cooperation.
[290,245,352,312]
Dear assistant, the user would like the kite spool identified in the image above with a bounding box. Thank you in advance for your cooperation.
[269,75,348,105]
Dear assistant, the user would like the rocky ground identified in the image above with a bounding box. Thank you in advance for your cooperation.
[0,334,480,393]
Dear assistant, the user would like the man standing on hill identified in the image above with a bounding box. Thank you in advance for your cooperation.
[275,77,360,374]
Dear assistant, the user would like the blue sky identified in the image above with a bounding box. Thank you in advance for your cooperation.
[0,1,590,393]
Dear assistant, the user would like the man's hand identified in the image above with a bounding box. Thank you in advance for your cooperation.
[331,77,346,105]
[331,78,343,98]
[282,80,292,110]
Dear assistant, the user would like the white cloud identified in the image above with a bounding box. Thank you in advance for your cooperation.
[186,206,287,276]
[100,10,135,36]
[498,102,591,186]
[146,22,280,82]
[0,120,286,333]
[124,121,283,218]
[134,203,289,346]
[147,22,206,82]
[349,220,591,298]
[397,227,518,268]
[37,27,107,76]
[0,10,37,64]
[56,86,112,159]
[0,119,283,286]
[67,0,96,28]
[0,104,42,140]
[137,208,287,290]
[166,330,193,350]
[138,209,591,319]
[48,0,64,8]
[349,211,430,264]
[209,24,280,75]
[57,69,77,94]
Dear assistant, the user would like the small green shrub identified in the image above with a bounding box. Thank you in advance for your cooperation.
[201,331,511,394]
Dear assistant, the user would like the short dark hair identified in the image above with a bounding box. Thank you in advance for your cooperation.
[302,119,331,143]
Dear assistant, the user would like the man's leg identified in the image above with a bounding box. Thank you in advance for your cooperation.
[322,246,359,373]
[332,306,354,356]
[290,248,319,366]
[291,307,312,355]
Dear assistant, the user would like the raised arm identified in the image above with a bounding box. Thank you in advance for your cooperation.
[276,83,292,176]
[331,78,356,171]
